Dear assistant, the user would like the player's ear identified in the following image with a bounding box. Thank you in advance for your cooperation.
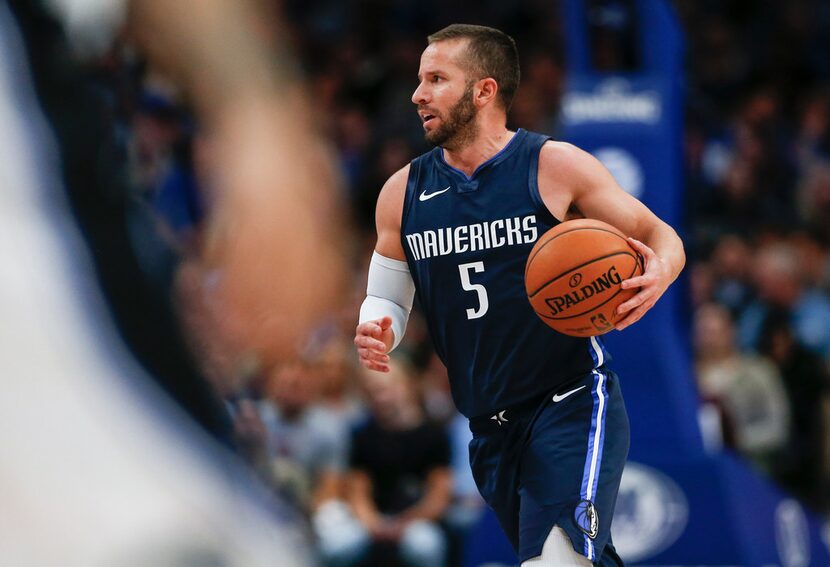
[475,77,499,108]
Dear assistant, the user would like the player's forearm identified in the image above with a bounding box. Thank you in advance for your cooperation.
[359,252,416,352]
[640,222,685,283]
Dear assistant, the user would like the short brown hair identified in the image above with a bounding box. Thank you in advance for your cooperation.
[428,24,520,112]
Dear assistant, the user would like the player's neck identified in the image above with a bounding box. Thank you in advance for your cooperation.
[442,125,515,177]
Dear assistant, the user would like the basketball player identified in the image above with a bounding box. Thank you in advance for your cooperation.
[354,25,685,566]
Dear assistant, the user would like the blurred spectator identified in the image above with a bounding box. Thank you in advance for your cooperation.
[355,136,416,231]
[419,353,485,561]
[794,88,830,167]
[314,335,366,446]
[127,90,183,194]
[335,106,373,191]
[759,309,830,509]
[798,160,830,243]
[713,157,766,231]
[791,231,830,292]
[689,261,715,309]
[695,303,790,474]
[151,131,215,255]
[738,241,830,360]
[258,360,346,513]
[709,234,754,314]
[229,398,270,471]
[522,50,564,113]
[122,91,191,290]
[319,359,451,567]
[421,353,457,425]
[507,82,549,134]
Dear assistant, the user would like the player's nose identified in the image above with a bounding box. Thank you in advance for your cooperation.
[412,82,429,105]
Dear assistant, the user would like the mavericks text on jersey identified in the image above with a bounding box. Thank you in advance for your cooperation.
[401,129,609,418]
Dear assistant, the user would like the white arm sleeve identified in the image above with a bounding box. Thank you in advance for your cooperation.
[359,252,415,351]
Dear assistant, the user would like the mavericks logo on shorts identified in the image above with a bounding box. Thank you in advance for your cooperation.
[575,499,599,539]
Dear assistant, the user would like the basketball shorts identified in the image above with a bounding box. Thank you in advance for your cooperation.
[468,367,629,565]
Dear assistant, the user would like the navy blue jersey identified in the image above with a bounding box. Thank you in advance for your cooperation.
[401,129,610,419]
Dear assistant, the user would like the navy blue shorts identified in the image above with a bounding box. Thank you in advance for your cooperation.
[468,367,629,565]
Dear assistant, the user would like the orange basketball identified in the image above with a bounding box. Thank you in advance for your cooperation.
[524,219,643,337]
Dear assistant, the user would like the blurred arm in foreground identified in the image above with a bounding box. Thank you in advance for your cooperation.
[0,0,349,564]
[129,0,349,363]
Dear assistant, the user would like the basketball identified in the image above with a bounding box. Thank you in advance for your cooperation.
[525,219,643,337]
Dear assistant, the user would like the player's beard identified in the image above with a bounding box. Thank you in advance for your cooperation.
[425,83,478,151]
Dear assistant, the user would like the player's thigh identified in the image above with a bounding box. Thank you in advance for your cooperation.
[519,369,629,562]
[523,370,628,500]
[468,431,523,550]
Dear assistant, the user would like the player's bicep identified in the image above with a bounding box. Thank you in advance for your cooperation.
[374,165,410,260]
[543,143,661,238]
[574,170,657,238]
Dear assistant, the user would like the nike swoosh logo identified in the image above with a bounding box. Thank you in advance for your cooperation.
[552,385,586,403]
[419,186,451,201]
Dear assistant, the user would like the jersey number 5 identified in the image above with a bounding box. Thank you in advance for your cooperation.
[458,261,489,319]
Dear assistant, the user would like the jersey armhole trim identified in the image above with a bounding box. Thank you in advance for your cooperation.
[399,157,421,250]
[528,136,563,225]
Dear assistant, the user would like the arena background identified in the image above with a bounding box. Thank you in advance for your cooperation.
[9,0,830,565]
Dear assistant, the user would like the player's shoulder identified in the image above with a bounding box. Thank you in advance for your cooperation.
[540,140,595,166]
[374,163,411,230]
[377,163,410,207]
[539,140,603,179]
[381,163,411,193]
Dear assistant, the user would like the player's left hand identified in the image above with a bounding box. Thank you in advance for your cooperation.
[614,237,671,331]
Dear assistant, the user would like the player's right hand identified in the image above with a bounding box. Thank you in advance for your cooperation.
[354,316,394,372]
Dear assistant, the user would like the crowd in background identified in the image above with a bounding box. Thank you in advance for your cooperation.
[71,0,830,563]
[681,0,830,510]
